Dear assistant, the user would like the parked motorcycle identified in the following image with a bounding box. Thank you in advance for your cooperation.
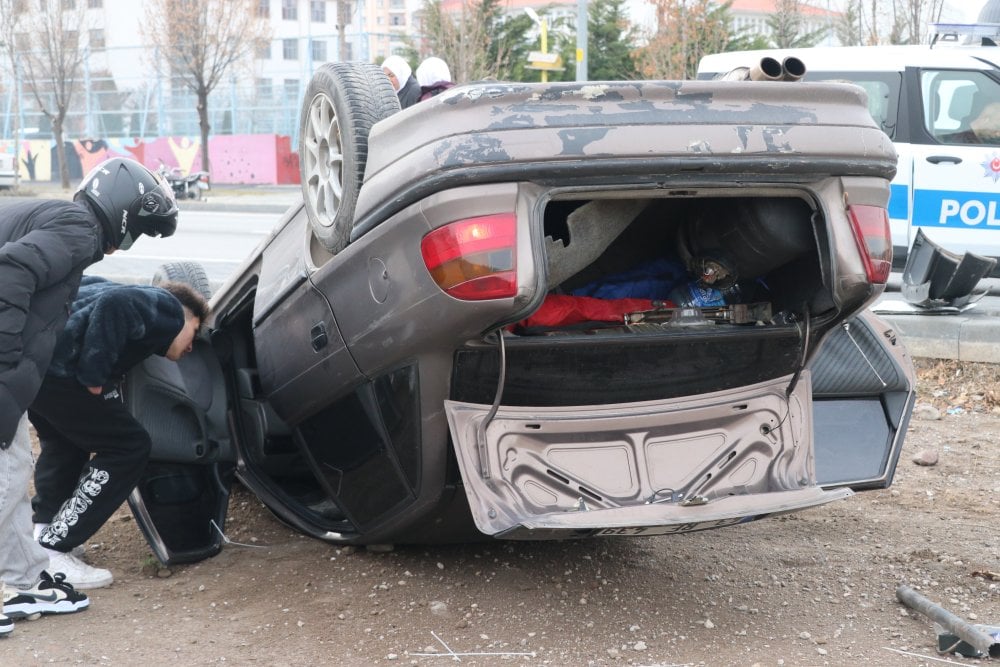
[157,162,210,201]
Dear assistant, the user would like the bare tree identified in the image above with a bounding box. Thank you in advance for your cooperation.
[889,0,946,45]
[835,0,865,46]
[14,0,90,189]
[419,0,528,82]
[143,0,270,175]
[634,0,730,80]
[766,0,828,48]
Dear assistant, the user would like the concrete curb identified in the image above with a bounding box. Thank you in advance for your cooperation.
[880,312,1000,363]
[178,199,295,215]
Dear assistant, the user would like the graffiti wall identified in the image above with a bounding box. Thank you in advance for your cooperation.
[0,135,300,185]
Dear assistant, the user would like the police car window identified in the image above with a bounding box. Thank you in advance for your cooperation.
[803,71,898,138]
[921,70,1000,145]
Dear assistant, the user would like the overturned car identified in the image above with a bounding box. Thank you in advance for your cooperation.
[127,63,915,564]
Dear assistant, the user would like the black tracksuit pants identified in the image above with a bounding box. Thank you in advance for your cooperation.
[29,376,151,553]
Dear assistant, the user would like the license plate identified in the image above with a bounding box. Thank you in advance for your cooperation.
[595,517,746,536]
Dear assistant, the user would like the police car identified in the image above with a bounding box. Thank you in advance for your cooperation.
[698,24,1000,266]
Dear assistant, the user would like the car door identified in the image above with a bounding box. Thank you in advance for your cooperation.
[125,337,234,565]
[809,311,915,490]
[908,66,1000,259]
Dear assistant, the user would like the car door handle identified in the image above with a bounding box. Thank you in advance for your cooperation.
[926,155,962,164]
[310,322,328,351]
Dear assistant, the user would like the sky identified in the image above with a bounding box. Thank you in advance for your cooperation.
[963,1,990,21]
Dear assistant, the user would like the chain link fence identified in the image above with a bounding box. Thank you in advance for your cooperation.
[0,37,403,145]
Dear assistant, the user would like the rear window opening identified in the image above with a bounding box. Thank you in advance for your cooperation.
[515,194,829,336]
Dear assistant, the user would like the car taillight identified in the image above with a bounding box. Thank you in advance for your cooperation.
[847,204,892,285]
[421,213,517,300]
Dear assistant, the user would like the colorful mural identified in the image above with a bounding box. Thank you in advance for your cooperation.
[0,135,300,185]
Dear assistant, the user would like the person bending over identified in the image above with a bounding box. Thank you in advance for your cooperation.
[27,276,209,589]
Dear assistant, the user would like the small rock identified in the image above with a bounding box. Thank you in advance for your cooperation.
[340,546,357,555]
[633,641,648,651]
[607,648,620,658]
[817,647,828,656]
[912,449,939,466]
[429,601,448,615]
[387,654,398,660]
[799,631,811,640]
[912,403,941,421]
[704,619,715,629]
[156,568,173,579]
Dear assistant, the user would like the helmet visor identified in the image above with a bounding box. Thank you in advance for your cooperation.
[139,180,178,222]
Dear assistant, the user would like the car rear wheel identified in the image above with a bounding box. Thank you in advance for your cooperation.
[299,62,400,253]
[151,261,212,301]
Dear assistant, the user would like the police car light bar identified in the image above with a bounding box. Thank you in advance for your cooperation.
[929,22,1000,47]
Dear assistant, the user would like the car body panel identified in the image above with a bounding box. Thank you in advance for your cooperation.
[810,310,915,489]
[352,80,896,240]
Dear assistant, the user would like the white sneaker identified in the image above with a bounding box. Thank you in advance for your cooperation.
[45,550,113,590]
[34,524,84,557]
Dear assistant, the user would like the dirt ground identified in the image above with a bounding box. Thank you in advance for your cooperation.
[2,358,999,666]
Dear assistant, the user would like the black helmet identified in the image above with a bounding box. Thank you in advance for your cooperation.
[75,157,179,250]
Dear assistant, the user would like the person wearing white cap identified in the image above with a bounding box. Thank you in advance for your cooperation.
[381,55,421,109]
[416,57,454,101]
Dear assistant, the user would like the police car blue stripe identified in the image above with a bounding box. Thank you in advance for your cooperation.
[888,183,908,220]
[913,190,1000,229]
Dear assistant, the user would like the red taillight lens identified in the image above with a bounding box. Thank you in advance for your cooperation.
[421,213,517,300]
[847,204,892,285]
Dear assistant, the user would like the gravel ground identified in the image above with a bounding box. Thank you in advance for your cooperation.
[2,359,999,666]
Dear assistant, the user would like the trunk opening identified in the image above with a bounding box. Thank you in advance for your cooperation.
[452,192,839,406]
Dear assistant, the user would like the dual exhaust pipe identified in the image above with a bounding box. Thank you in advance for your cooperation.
[720,56,807,82]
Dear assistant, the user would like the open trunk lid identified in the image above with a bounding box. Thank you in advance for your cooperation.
[445,371,852,539]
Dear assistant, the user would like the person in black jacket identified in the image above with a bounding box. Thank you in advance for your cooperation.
[382,55,422,109]
[0,158,177,632]
[25,277,209,590]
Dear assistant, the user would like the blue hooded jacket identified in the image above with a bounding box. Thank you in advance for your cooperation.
[46,276,185,388]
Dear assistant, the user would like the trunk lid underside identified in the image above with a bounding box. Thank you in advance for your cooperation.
[445,372,852,539]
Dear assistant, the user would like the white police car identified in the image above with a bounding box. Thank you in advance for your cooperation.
[698,24,1000,266]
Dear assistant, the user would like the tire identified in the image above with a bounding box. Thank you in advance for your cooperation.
[151,261,212,301]
[299,62,400,254]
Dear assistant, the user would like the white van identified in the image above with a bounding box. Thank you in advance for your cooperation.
[698,30,1000,266]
